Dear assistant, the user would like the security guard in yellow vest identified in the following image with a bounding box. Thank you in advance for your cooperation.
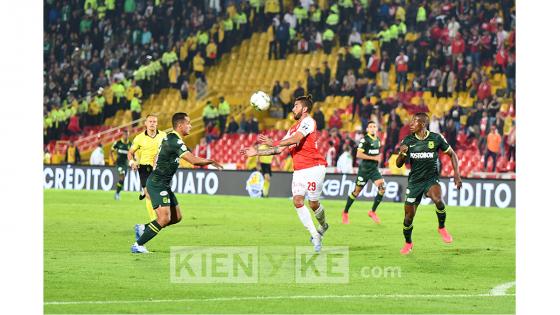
[326,8,339,27]
[294,5,308,30]
[223,16,234,53]
[309,4,322,28]
[323,28,335,54]
[97,3,107,19]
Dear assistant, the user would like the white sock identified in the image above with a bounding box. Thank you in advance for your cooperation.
[296,205,319,238]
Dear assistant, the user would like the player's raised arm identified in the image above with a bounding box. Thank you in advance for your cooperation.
[396,144,408,168]
[276,131,305,146]
[240,144,286,157]
[181,151,223,170]
[444,147,462,189]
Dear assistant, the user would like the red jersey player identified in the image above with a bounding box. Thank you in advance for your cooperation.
[240,95,328,252]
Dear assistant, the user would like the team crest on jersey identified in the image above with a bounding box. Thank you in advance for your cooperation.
[428,141,435,149]
[160,191,168,196]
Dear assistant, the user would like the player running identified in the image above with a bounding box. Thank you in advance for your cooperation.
[240,95,328,252]
[342,121,385,224]
[128,114,166,225]
[396,112,462,255]
[110,129,131,200]
[131,112,223,253]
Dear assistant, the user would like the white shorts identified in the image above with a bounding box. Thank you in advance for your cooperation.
[291,165,326,201]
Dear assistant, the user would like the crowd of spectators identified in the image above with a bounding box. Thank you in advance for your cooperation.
[261,0,515,172]
[43,0,261,145]
[44,0,516,174]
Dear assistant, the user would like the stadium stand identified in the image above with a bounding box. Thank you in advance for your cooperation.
[44,0,515,178]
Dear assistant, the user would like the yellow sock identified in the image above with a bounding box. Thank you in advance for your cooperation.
[263,179,270,197]
[146,199,157,221]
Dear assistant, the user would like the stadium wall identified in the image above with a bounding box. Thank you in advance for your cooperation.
[43,165,515,208]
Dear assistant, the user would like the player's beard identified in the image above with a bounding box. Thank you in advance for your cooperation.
[293,111,302,120]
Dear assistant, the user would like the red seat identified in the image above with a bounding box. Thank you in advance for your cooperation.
[507,160,515,172]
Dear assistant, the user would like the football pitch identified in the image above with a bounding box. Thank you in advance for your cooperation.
[44,190,515,314]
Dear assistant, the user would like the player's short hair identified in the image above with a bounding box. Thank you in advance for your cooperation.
[414,112,429,124]
[172,112,189,128]
[146,113,157,119]
[295,94,314,112]
[367,120,377,126]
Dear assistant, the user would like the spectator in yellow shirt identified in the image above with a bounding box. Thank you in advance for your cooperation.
[168,62,181,88]
[193,52,205,78]
[206,39,218,66]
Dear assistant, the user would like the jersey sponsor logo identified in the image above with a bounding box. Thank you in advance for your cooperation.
[428,141,435,149]
[368,149,379,155]
[160,191,168,196]
[410,152,435,159]
[406,197,417,203]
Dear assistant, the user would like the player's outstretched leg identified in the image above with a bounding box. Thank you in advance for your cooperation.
[310,200,328,237]
[293,195,321,252]
[131,206,170,253]
[368,180,385,224]
[427,184,453,243]
[401,204,416,255]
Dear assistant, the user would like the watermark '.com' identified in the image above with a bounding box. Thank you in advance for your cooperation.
[170,246,349,284]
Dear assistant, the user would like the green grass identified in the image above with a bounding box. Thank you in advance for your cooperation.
[44,190,515,314]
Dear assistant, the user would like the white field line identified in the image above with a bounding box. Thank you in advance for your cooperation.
[490,281,516,296]
[45,293,515,306]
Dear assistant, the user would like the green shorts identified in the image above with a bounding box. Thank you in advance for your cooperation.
[116,165,128,176]
[355,167,383,187]
[146,177,178,209]
[405,177,440,205]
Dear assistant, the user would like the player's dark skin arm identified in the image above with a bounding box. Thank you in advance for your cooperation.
[396,144,408,168]
[444,148,462,189]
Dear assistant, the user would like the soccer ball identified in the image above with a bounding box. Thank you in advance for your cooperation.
[250,91,271,111]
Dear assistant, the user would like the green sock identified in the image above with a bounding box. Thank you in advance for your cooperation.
[436,208,446,229]
[344,193,356,213]
[403,221,413,243]
[371,193,383,212]
[116,181,124,194]
[137,220,162,246]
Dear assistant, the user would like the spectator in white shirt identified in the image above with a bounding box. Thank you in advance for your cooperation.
[89,143,105,165]
[336,145,354,174]
[284,9,297,29]
[348,28,362,46]
[447,16,460,39]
